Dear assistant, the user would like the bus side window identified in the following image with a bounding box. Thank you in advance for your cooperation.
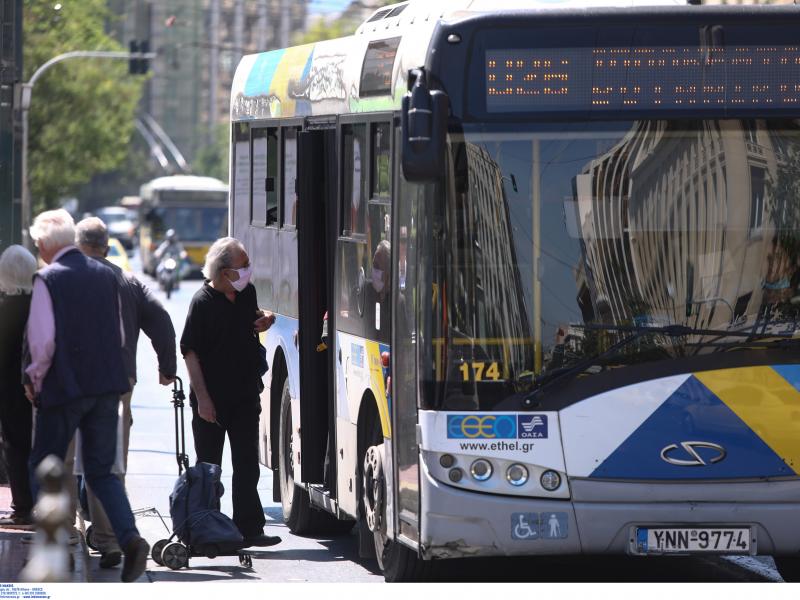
[251,128,268,226]
[266,129,279,226]
[283,127,299,228]
[342,123,368,236]
[372,123,391,198]
[233,122,251,236]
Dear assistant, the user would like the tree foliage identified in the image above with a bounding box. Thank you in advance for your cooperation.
[193,123,230,183]
[25,0,144,212]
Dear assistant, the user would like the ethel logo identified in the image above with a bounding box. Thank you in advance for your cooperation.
[446,414,548,439]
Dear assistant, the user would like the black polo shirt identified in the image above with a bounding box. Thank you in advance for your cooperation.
[180,282,262,415]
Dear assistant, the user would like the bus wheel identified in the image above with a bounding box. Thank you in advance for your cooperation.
[277,378,353,535]
[361,414,429,582]
[775,557,800,582]
[362,443,388,564]
[278,378,313,533]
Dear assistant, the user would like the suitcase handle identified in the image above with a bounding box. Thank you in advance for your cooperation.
[172,376,190,474]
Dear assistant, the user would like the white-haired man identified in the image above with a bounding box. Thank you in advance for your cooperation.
[76,216,177,569]
[24,209,150,582]
[180,237,280,547]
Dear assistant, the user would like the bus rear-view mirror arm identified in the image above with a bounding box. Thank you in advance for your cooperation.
[401,67,449,182]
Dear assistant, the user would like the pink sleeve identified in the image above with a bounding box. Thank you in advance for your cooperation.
[25,277,56,394]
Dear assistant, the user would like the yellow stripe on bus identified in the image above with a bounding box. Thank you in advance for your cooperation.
[695,366,800,473]
[365,340,392,439]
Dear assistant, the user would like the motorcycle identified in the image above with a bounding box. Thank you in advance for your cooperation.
[157,250,185,299]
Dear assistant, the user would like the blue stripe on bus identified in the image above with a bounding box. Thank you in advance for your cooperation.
[771,364,800,395]
[589,376,793,480]
[244,49,286,97]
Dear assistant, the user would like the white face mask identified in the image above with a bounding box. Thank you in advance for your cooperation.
[371,267,384,293]
[228,264,252,292]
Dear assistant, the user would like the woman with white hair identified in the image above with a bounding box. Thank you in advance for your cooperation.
[180,237,280,547]
[0,244,38,527]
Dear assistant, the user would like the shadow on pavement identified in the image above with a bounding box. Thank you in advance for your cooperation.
[147,565,261,583]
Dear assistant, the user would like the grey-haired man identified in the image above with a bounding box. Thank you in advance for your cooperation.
[76,217,177,569]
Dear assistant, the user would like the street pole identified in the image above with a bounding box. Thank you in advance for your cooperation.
[16,50,155,248]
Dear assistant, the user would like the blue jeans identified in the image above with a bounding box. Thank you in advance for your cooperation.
[29,394,138,549]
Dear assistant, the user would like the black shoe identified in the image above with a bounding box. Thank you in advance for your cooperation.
[242,534,281,547]
[100,550,122,569]
[0,513,34,530]
[121,536,149,582]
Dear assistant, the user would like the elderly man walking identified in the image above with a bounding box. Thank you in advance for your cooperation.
[76,216,177,569]
[181,237,280,547]
[24,209,150,582]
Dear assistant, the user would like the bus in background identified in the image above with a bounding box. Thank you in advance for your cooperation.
[230,0,800,582]
[138,175,228,276]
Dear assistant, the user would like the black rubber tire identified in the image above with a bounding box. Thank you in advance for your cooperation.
[359,407,430,582]
[382,541,432,583]
[278,378,358,536]
[775,557,800,582]
[278,378,315,534]
[161,542,189,570]
[151,539,169,566]
[85,525,98,551]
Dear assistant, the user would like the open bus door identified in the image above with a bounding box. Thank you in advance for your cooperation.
[296,127,338,490]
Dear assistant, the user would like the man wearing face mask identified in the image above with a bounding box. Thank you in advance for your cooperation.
[180,237,280,547]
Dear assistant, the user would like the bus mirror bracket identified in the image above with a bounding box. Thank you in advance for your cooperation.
[401,68,449,182]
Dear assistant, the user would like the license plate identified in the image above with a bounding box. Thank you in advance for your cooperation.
[635,527,751,554]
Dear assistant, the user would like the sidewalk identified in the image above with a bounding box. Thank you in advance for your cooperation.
[0,485,88,583]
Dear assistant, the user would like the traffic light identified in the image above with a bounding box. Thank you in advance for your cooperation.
[128,39,150,75]
[129,40,140,74]
[139,40,150,74]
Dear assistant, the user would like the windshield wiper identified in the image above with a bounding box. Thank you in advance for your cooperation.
[521,323,797,408]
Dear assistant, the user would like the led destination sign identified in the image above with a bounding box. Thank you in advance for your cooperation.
[486,46,800,113]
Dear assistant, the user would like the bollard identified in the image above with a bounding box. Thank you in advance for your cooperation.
[19,455,73,582]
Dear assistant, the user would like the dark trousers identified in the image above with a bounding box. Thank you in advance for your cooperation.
[29,394,139,548]
[0,389,33,516]
[191,400,265,538]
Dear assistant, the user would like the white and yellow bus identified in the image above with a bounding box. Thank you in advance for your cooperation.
[138,175,228,276]
[230,0,800,581]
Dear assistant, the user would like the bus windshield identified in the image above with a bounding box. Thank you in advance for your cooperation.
[149,205,227,242]
[429,118,800,411]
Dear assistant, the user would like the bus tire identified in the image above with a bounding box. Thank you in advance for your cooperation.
[775,557,800,582]
[360,406,429,582]
[278,378,314,533]
[278,378,353,535]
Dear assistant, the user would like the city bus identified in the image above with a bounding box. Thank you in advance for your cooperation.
[138,175,229,276]
[230,0,800,582]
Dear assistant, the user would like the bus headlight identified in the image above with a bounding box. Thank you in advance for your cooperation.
[540,470,561,491]
[506,464,528,486]
[439,454,455,468]
[448,468,464,483]
[470,459,493,481]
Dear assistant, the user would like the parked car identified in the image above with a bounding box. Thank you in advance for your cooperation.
[106,237,131,272]
[94,206,137,251]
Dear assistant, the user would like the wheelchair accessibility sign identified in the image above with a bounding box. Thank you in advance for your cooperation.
[511,512,568,540]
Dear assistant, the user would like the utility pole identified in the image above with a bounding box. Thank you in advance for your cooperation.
[209,0,220,143]
[0,0,22,251]
[16,50,155,248]
[257,1,269,50]
[233,0,244,68]
[280,0,291,49]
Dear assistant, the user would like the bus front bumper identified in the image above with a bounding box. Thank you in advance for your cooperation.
[419,467,800,559]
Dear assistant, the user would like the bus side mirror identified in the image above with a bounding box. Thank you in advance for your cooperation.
[401,68,449,182]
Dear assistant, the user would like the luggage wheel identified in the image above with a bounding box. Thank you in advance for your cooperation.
[239,552,253,568]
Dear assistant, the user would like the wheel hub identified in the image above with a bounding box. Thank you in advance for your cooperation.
[362,444,384,533]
